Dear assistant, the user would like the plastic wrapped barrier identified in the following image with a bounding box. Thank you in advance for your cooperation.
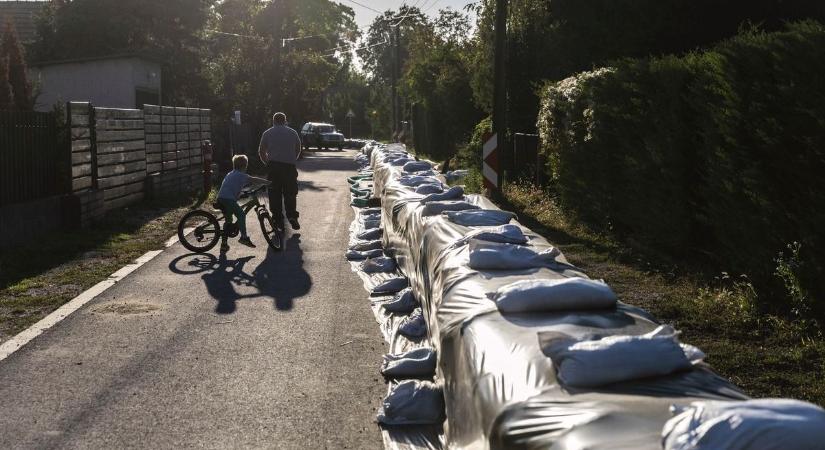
[368,144,756,449]
[662,399,825,450]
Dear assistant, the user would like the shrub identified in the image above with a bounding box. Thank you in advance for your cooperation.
[538,21,825,318]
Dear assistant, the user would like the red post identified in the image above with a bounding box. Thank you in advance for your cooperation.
[202,140,213,193]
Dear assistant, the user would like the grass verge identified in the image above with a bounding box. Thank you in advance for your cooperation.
[0,193,206,344]
[502,181,825,406]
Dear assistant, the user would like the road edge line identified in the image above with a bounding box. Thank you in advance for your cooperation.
[0,239,176,362]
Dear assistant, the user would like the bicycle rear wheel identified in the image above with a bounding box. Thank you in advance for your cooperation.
[178,210,221,253]
[258,210,282,251]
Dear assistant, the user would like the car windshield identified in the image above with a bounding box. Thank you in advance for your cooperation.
[316,125,335,133]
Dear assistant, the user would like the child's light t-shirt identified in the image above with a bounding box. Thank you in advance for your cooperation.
[217,170,250,200]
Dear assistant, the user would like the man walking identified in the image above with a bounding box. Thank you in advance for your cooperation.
[259,112,302,230]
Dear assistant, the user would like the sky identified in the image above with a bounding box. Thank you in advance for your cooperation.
[343,0,477,30]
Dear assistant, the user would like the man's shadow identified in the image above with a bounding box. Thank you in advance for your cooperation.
[170,234,311,314]
[252,234,311,311]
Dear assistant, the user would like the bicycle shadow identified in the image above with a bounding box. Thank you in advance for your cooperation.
[168,234,311,314]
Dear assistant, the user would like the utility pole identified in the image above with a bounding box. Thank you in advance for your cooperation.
[492,0,509,186]
[391,25,401,140]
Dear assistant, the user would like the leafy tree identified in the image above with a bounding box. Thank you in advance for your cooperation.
[1,20,33,110]
[402,8,483,159]
[32,0,216,104]
[207,0,358,132]
[0,56,12,109]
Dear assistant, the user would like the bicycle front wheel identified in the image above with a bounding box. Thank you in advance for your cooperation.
[258,210,282,251]
[178,210,221,253]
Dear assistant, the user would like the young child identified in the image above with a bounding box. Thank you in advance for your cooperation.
[217,155,270,251]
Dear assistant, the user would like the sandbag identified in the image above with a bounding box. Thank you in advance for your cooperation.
[420,186,465,204]
[357,228,383,241]
[421,201,480,217]
[542,325,699,388]
[381,347,437,378]
[662,399,825,450]
[349,240,383,252]
[399,175,441,187]
[363,219,381,230]
[463,224,528,245]
[382,288,419,314]
[467,240,561,270]
[492,278,617,313]
[443,209,516,226]
[398,308,427,339]
[361,256,397,273]
[403,160,433,173]
[377,380,445,425]
[346,248,384,261]
[415,184,444,195]
[371,277,408,295]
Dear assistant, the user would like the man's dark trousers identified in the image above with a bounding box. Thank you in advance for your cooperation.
[267,161,299,223]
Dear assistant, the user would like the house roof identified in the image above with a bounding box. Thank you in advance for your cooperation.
[0,1,47,44]
[31,53,163,68]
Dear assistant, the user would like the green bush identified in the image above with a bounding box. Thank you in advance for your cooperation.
[454,116,491,172]
[538,21,825,317]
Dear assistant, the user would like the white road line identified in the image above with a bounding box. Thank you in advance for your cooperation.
[0,243,173,362]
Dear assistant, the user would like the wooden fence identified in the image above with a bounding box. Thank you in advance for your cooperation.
[0,110,68,207]
[68,102,211,214]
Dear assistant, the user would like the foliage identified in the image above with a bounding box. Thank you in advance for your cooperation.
[33,0,215,105]
[0,56,11,109]
[454,116,491,172]
[402,8,483,160]
[537,21,825,319]
[472,0,825,133]
[1,21,33,110]
[206,0,358,133]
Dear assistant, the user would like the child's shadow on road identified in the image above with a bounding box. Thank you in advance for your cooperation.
[169,234,311,314]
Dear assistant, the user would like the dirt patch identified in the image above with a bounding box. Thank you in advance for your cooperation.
[94,302,161,316]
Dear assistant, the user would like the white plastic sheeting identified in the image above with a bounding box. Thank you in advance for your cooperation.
[367,143,751,450]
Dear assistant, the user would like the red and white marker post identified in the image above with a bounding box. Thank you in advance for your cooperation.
[482,132,500,191]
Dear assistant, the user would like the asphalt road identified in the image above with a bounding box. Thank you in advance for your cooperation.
[0,150,386,449]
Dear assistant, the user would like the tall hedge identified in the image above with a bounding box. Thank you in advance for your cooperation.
[538,21,825,314]
[501,0,825,133]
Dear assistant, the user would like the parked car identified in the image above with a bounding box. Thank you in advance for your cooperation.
[300,122,345,151]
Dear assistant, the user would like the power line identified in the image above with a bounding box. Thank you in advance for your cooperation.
[339,0,383,14]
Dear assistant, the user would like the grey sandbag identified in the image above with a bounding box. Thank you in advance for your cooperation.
[421,201,480,217]
[363,219,381,230]
[467,239,561,270]
[377,380,445,425]
[346,248,384,261]
[372,277,408,295]
[361,212,382,222]
[492,278,617,313]
[381,347,437,378]
[389,157,413,167]
[360,207,381,216]
[350,240,383,252]
[420,186,465,204]
[443,209,516,226]
[464,224,528,245]
[399,175,441,187]
[357,228,383,240]
[398,308,427,338]
[403,160,433,173]
[662,399,825,450]
[361,256,397,273]
[382,288,418,314]
[415,183,444,195]
[542,325,701,388]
